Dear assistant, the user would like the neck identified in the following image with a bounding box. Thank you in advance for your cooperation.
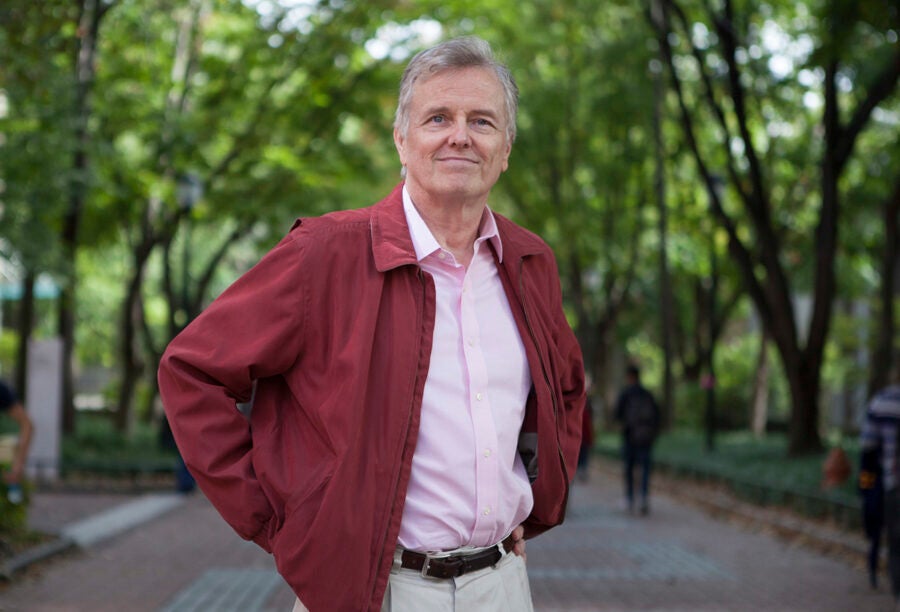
[408,187,486,268]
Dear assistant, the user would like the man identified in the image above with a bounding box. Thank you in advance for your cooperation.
[859,363,900,601]
[614,364,660,515]
[0,378,34,495]
[158,36,585,611]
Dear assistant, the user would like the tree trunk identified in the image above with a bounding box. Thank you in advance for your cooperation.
[59,0,104,433]
[869,177,899,395]
[786,358,822,454]
[651,2,675,425]
[57,288,77,434]
[568,251,595,384]
[115,207,162,433]
[14,270,36,402]
[114,265,145,433]
[750,327,770,437]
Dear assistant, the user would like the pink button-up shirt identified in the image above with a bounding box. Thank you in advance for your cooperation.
[397,187,534,552]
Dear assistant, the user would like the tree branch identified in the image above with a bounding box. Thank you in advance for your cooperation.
[835,47,900,171]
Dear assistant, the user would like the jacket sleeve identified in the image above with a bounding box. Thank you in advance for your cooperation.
[157,231,307,552]
[548,253,586,483]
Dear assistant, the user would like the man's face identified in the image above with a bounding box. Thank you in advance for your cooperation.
[394,66,512,205]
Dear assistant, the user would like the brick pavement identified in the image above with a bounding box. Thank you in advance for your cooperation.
[0,460,895,611]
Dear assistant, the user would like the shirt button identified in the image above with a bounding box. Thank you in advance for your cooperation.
[467,338,475,347]
[483,506,492,515]
[437,252,446,260]
[475,392,483,401]
[483,449,492,458]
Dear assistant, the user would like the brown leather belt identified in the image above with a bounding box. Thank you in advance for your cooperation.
[400,535,516,579]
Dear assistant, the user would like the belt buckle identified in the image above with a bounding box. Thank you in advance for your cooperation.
[420,551,454,578]
[420,554,435,578]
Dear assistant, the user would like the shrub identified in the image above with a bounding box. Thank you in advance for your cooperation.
[0,465,29,534]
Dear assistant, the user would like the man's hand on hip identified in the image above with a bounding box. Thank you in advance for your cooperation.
[511,525,527,561]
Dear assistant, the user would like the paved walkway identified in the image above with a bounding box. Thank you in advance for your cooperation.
[0,460,895,611]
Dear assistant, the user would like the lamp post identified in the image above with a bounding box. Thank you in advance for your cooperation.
[176,173,203,328]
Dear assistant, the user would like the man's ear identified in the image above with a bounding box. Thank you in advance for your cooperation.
[501,139,512,172]
[394,127,406,166]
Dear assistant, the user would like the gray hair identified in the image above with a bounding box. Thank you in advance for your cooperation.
[394,36,519,144]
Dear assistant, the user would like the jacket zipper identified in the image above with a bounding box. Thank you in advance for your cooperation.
[517,257,570,486]
[370,267,428,609]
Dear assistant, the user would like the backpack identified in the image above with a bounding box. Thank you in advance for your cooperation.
[626,390,658,447]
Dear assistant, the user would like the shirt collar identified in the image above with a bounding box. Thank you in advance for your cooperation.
[402,185,504,263]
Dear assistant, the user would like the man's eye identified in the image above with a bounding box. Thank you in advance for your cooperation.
[473,118,492,127]
[430,115,445,124]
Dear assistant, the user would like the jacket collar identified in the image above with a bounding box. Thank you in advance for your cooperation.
[491,210,547,262]
[371,183,419,272]
[370,182,545,272]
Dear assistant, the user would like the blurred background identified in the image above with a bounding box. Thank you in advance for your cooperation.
[0,0,897,540]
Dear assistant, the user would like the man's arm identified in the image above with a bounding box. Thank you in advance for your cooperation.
[158,232,307,550]
[4,402,33,484]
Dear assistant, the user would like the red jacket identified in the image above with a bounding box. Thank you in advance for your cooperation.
[158,183,585,611]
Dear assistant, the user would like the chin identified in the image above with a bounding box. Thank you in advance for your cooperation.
[435,176,485,194]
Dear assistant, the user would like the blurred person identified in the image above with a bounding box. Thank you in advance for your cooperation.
[158,36,585,612]
[158,415,196,494]
[614,364,660,515]
[859,361,900,600]
[859,428,884,589]
[0,378,34,498]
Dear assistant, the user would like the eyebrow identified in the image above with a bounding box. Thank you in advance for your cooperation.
[421,105,502,121]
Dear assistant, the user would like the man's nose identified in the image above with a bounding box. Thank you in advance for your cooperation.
[447,119,471,147]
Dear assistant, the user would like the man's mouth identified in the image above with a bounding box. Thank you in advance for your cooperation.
[438,156,478,165]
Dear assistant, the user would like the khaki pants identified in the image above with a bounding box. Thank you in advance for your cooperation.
[293,546,534,611]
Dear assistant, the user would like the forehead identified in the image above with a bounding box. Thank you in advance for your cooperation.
[409,66,506,112]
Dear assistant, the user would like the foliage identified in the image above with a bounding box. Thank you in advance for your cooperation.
[0,0,74,277]
[597,428,860,507]
[0,477,29,534]
[649,0,899,453]
[0,0,896,450]
[0,331,16,376]
[75,246,128,368]
[61,413,173,465]
[0,423,29,532]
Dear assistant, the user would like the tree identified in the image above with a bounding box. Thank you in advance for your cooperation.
[85,0,399,429]
[438,1,661,411]
[650,0,899,453]
[55,0,120,433]
[0,0,76,393]
[867,171,900,394]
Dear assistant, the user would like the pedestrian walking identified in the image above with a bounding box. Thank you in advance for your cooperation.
[0,378,33,503]
[859,430,884,589]
[859,361,900,601]
[158,415,196,494]
[614,364,660,515]
[158,36,585,612]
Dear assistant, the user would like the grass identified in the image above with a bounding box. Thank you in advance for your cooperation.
[596,428,863,526]
[61,417,864,512]
[2,414,176,551]
[61,412,177,474]
[10,411,868,528]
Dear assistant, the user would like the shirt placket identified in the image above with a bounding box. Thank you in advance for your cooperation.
[460,249,500,543]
